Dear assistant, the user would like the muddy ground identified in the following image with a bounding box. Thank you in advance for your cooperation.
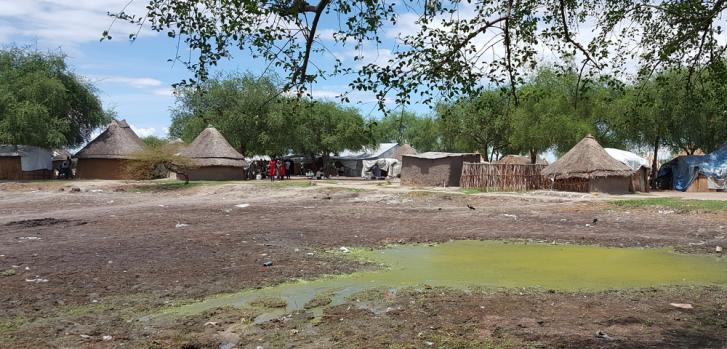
[0,179,726,348]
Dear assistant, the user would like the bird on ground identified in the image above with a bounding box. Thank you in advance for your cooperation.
[592,218,598,225]
[467,204,476,210]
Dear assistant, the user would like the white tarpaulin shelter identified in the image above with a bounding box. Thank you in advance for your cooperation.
[361,158,400,178]
[0,145,52,171]
[605,148,650,171]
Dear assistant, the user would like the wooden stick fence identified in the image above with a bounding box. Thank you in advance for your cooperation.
[460,162,548,191]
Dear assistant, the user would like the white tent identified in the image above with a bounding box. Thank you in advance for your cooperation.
[361,158,400,178]
[605,148,650,171]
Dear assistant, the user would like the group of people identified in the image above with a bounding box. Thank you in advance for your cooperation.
[267,158,292,181]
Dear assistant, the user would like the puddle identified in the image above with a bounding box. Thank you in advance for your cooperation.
[153,240,727,322]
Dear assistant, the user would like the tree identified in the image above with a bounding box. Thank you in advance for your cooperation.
[141,135,168,149]
[606,63,727,183]
[372,111,442,152]
[509,67,594,163]
[435,89,513,161]
[290,100,373,160]
[107,1,727,109]
[168,72,288,156]
[0,48,107,148]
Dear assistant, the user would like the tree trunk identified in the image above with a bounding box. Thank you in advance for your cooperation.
[650,137,659,189]
[530,149,537,164]
[481,146,489,162]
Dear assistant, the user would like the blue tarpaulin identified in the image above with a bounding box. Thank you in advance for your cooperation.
[657,142,727,191]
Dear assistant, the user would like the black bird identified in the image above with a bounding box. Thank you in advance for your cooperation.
[467,204,476,210]
[592,218,598,225]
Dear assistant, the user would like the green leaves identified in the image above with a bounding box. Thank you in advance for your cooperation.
[0,48,107,148]
[168,72,372,157]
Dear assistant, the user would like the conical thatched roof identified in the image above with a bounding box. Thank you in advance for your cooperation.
[496,155,548,165]
[178,127,246,167]
[392,144,417,161]
[542,135,633,179]
[75,120,145,159]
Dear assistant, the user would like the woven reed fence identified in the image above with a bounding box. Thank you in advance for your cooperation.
[460,162,548,191]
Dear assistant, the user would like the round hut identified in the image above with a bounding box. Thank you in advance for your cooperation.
[392,144,417,161]
[74,120,145,179]
[541,135,634,194]
[175,127,247,181]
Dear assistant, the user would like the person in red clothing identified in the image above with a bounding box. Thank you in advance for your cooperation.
[267,159,277,181]
[278,159,286,180]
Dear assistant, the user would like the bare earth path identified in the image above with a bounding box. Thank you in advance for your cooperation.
[0,180,725,348]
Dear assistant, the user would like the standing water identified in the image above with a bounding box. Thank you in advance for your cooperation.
[156,240,727,321]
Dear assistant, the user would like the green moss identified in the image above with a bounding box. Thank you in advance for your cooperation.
[611,197,727,211]
[163,240,727,320]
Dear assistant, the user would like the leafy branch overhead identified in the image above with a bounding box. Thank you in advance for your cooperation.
[106,0,727,107]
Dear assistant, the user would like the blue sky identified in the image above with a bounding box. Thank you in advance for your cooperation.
[0,0,432,138]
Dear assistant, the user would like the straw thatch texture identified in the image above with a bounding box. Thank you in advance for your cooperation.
[495,155,548,165]
[75,120,145,159]
[178,127,246,168]
[392,144,417,161]
[461,163,548,191]
[541,135,633,179]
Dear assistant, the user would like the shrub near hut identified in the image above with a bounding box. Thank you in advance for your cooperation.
[125,144,196,183]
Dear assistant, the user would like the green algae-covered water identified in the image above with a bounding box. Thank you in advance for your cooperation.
[158,241,727,321]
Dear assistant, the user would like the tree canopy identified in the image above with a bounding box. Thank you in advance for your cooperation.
[169,72,373,157]
[107,0,727,109]
[0,48,107,148]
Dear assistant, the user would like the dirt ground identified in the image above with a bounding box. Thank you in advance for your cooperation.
[0,179,726,348]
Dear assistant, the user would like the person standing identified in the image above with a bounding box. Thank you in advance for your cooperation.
[276,158,284,180]
[284,159,292,179]
[268,159,277,182]
[60,156,71,179]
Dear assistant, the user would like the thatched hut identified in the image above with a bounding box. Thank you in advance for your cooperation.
[392,144,417,161]
[174,127,247,181]
[496,155,548,165]
[0,145,52,180]
[401,152,480,187]
[542,135,634,194]
[74,120,145,179]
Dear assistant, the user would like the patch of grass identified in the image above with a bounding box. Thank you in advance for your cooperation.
[460,188,483,195]
[304,290,336,309]
[0,317,25,333]
[249,296,287,309]
[0,269,16,277]
[427,333,519,349]
[261,180,315,189]
[611,197,727,211]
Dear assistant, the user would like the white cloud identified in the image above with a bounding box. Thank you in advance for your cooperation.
[152,87,175,97]
[130,124,167,138]
[89,75,163,89]
[316,28,338,41]
[0,0,154,48]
